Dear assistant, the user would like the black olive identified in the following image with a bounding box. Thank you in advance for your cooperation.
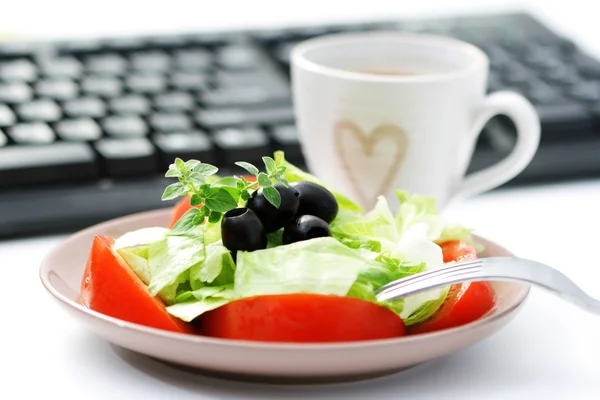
[245,183,300,233]
[282,215,332,245]
[290,181,339,223]
[221,208,267,255]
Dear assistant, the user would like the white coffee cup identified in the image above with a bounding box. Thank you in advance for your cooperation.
[291,33,540,210]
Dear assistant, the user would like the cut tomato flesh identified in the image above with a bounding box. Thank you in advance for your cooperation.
[407,241,496,334]
[80,235,194,334]
[201,293,405,343]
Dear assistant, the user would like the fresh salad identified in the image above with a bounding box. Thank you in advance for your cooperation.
[80,151,496,342]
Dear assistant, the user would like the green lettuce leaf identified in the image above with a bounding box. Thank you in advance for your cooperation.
[273,150,363,213]
[395,190,445,240]
[117,246,151,285]
[188,241,231,285]
[147,227,205,296]
[167,285,234,322]
[331,196,400,250]
[234,237,373,298]
[113,227,169,250]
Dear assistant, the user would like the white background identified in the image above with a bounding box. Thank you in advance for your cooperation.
[1,1,600,399]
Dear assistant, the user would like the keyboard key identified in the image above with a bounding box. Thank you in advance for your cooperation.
[0,83,32,103]
[202,85,290,107]
[55,119,102,141]
[81,76,123,97]
[0,59,37,81]
[9,123,55,144]
[0,105,16,126]
[212,127,270,166]
[153,131,215,167]
[543,66,580,86]
[215,70,286,89]
[130,51,171,71]
[95,138,157,177]
[570,82,600,102]
[39,57,82,78]
[149,113,192,132]
[527,82,562,104]
[535,102,592,132]
[102,115,148,138]
[173,49,212,70]
[573,53,600,78]
[17,100,62,122]
[109,95,151,114]
[63,97,106,118]
[104,37,147,51]
[170,72,209,90]
[502,64,535,86]
[126,74,166,93]
[154,92,195,111]
[196,106,294,128]
[0,130,6,147]
[216,45,259,70]
[0,142,97,187]
[85,54,128,75]
[35,79,79,100]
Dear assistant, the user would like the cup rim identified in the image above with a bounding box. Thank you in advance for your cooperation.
[290,31,489,83]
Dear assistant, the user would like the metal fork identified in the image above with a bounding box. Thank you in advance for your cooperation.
[374,257,600,314]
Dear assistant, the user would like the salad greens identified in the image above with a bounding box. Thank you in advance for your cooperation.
[114,151,478,325]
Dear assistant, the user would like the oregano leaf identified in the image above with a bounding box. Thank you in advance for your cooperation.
[262,186,281,208]
[170,208,200,235]
[235,161,259,176]
[262,156,276,174]
[257,172,271,187]
[161,182,186,201]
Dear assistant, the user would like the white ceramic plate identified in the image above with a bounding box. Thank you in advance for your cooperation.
[40,209,530,384]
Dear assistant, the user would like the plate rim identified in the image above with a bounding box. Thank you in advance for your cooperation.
[39,208,531,351]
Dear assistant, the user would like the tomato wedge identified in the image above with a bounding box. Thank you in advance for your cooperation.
[80,235,194,334]
[201,293,406,343]
[407,241,496,335]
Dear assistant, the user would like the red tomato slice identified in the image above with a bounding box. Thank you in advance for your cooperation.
[407,241,496,335]
[438,240,478,263]
[168,176,257,228]
[201,293,405,343]
[80,235,194,334]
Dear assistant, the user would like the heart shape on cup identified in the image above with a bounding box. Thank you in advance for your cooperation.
[334,120,408,208]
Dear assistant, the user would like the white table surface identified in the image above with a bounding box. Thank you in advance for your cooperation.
[2,1,600,399]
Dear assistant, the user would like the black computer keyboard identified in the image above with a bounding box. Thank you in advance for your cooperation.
[1,12,599,237]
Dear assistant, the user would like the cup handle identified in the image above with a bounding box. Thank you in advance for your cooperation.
[450,91,541,202]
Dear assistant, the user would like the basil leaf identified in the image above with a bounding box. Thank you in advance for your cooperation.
[235,161,259,176]
[161,182,186,201]
[175,158,185,170]
[262,186,281,208]
[205,188,238,212]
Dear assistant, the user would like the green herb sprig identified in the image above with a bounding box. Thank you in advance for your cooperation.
[161,157,288,235]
